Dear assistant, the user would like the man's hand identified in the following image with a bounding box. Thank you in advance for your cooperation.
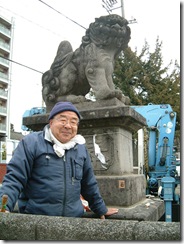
[100,208,119,219]
[1,195,9,212]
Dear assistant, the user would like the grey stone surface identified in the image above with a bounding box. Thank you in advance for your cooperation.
[83,198,165,221]
[82,127,134,174]
[0,212,180,241]
[12,197,165,222]
[0,213,40,240]
[36,217,136,241]
[134,221,181,241]
[95,175,146,206]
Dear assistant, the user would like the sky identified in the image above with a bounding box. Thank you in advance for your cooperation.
[0,0,181,133]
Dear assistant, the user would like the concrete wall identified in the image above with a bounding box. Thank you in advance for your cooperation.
[0,213,180,241]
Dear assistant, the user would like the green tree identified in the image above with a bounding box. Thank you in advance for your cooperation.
[113,37,180,131]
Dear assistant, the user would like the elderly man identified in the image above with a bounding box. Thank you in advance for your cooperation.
[0,101,118,219]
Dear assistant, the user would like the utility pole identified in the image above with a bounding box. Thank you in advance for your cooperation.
[120,0,125,18]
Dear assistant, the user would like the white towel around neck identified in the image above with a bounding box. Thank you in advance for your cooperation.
[49,128,86,157]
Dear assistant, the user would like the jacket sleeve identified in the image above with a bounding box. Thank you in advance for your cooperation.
[80,147,108,217]
[0,135,35,212]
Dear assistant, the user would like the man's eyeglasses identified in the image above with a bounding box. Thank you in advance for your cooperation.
[54,116,79,127]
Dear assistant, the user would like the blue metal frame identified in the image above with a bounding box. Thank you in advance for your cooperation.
[131,104,180,222]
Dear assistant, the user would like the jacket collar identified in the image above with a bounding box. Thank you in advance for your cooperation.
[44,124,52,143]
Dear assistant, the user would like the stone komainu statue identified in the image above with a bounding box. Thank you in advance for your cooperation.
[42,14,131,110]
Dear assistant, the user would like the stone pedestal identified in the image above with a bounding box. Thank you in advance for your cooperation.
[23,98,147,206]
[96,175,146,206]
[75,99,146,176]
[81,127,134,175]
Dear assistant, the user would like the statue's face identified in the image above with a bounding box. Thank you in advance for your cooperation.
[49,111,79,143]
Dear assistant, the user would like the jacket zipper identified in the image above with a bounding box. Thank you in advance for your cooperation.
[62,155,66,216]
[71,160,75,185]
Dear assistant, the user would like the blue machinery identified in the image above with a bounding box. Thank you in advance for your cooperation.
[22,104,180,222]
[131,104,180,222]
[21,107,46,131]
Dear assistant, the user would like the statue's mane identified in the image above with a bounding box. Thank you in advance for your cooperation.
[81,14,131,49]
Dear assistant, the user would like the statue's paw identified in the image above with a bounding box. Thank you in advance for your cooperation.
[113,90,130,104]
[114,89,123,100]
[120,95,130,104]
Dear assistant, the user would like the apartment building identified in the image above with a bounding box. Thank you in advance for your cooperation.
[0,14,20,169]
[0,14,13,139]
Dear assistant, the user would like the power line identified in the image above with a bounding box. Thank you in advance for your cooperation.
[37,0,87,30]
[1,0,135,76]
[2,56,43,74]
[0,0,88,75]
[0,5,65,38]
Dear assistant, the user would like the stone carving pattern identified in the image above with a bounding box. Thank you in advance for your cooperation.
[85,133,114,173]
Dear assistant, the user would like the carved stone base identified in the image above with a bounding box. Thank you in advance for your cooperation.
[81,127,134,175]
[76,100,146,175]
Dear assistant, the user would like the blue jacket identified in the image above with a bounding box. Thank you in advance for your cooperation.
[0,126,107,217]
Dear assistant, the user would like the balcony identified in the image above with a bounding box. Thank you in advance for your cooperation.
[0,39,10,54]
[0,89,8,99]
[0,71,9,84]
[0,106,7,115]
[0,122,6,131]
[0,23,11,39]
[0,56,9,68]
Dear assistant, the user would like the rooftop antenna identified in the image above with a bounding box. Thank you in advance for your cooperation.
[102,0,137,24]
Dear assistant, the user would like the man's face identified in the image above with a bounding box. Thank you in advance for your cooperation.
[49,111,79,143]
